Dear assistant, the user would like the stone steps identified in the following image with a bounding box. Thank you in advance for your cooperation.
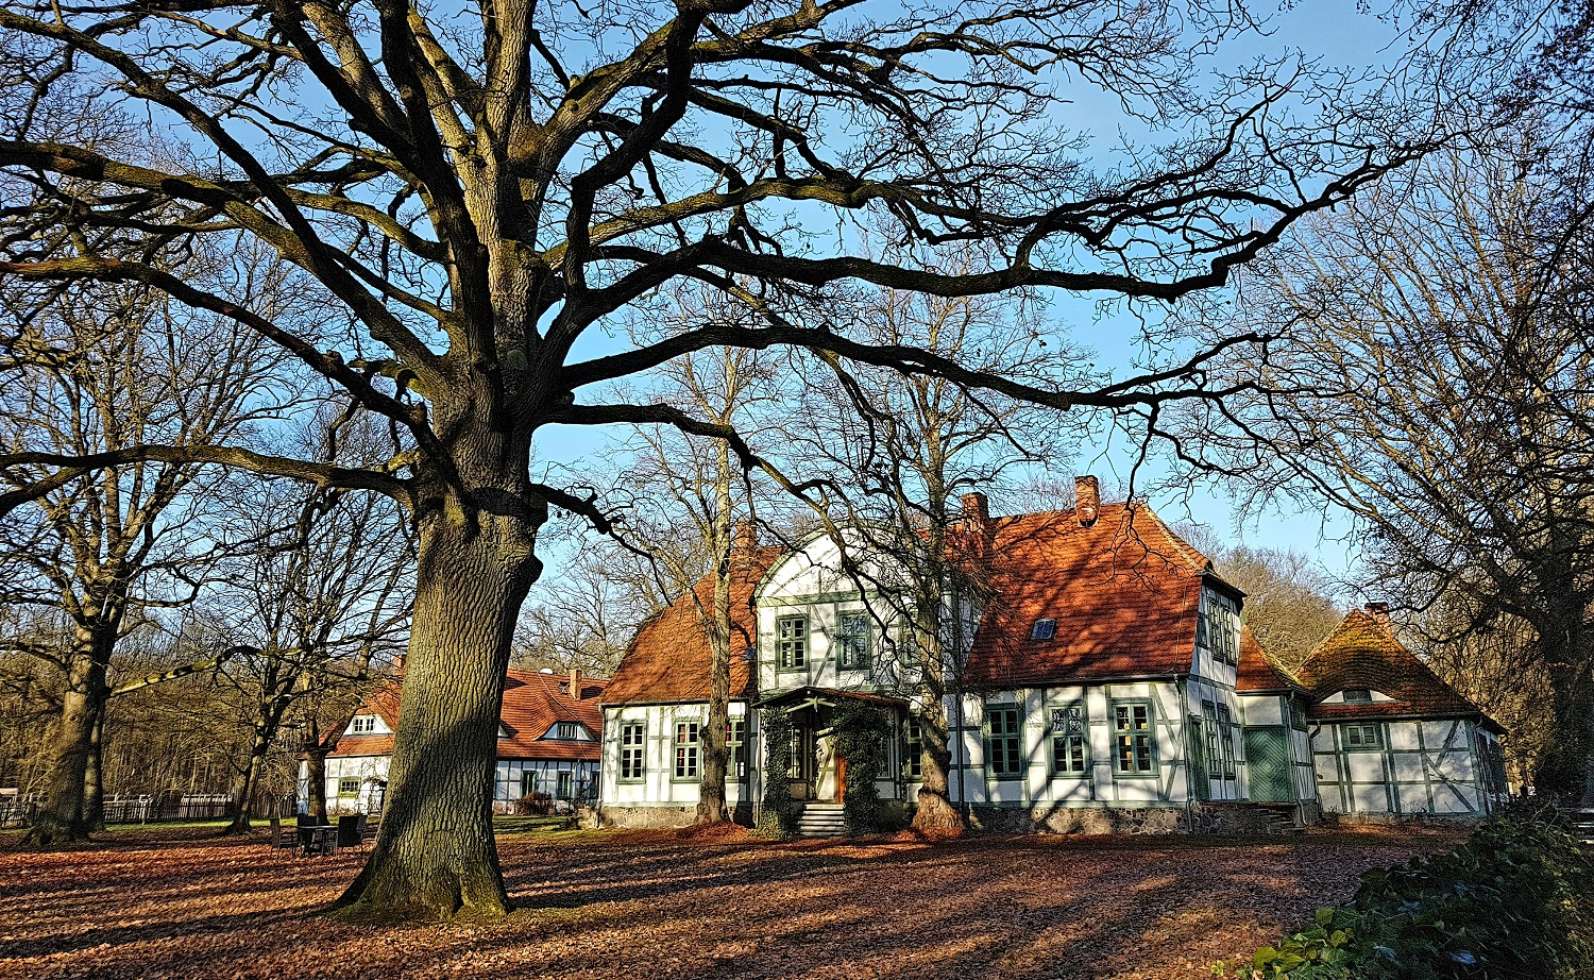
[796,802,848,838]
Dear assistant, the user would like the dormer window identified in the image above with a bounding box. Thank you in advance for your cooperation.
[552,722,582,740]
[1030,618,1057,641]
[1343,689,1372,704]
[350,715,377,734]
[497,724,511,738]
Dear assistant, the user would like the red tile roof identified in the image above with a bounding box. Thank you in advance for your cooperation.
[962,503,1213,687]
[602,546,782,705]
[1298,609,1503,732]
[605,502,1228,701]
[329,668,609,761]
[1235,625,1306,694]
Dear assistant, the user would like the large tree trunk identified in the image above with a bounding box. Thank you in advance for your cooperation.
[225,717,278,834]
[305,720,330,822]
[83,702,106,832]
[696,440,734,826]
[913,706,964,834]
[1533,620,1592,803]
[334,508,537,921]
[24,646,105,845]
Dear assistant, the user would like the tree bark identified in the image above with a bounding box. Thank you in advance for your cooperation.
[696,439,734,826]
[334,506,537,921]
[913,706,964,834]
[305,720,330,822]
[83,703,106,832]
[225,717,278,834]
[24,643,105,845]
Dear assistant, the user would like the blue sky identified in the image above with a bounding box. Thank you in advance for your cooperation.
[523,1,1410,599]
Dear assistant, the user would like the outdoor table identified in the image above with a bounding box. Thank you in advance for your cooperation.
[298,824,337,856]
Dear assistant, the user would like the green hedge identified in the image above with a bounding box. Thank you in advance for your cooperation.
[1219,808,1594,979]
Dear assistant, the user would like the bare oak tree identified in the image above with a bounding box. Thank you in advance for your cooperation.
[0,0,1413,917]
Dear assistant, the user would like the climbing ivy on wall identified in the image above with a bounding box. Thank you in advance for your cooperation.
[758,707,798,835]
[834,702,891,834]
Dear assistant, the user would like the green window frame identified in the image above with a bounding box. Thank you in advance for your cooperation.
[520,771,539,797]
[1216,703,1236,777]
[836,611,872,670]
[1112,700,1157,775]
[619,721,646,781]
[776,615,808,671]
[673,721,701,780]
[985,704,1024,779]
[1049,704,1089,776]
[1201,701,1220,781]
[725,717,748,780]
[1343,722,1383,751]
[337,777,360,797]
[903,718,923,780]
[1198,592,1237,664]
[556,770,573,799]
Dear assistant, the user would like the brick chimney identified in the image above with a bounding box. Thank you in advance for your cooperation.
[733,519,757,554]
[1365,602,1392,628]
[569,666,583,699]
[959,492,994,555]
[960,492,990,529]
[1075,475,1100,527]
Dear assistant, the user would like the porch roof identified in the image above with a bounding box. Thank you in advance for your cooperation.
[752,686,908,712]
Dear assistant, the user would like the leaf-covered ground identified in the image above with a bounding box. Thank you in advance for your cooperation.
[0,823,1458,978]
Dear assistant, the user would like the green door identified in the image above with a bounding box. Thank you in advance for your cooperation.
[1187,716,1210,801]
[1244,726,1294,802]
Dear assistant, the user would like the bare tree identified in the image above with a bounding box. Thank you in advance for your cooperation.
[779,269,1059,832]
[207,466,411,833]
[1176,133,1594,800]
[1208,546,1343,672]
[0,0,1415,916]
[0,254,294,843]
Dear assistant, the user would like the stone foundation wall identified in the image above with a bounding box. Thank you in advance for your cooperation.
[597,802,756,829]
[1323,810,1481,828]
[597,805,696,829]
[971,801,1310,836]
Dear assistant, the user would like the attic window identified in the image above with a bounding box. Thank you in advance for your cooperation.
[1343,689,1372,704]
[1030,618,1057,641]
[350,715,377,734]
[552,722,582,740]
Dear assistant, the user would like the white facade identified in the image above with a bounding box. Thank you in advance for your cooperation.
[599,700,756,812]
[1313,717,1506,818]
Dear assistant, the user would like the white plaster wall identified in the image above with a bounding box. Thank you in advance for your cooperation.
[322,755,390,814]
[600,701,753,808]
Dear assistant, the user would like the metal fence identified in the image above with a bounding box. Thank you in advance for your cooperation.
[0,792,254,827]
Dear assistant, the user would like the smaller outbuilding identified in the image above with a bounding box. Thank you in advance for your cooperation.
[302,666,608,815]
[1298,604,1509,820]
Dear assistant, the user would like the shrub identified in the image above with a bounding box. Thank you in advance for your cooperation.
[513,792,553,816]
[1219,806,1594,979]
[757,707,799,836]
[833,702,891,834]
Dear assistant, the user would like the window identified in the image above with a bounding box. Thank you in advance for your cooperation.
[1343,723,1383,750]
[619,722,645,781]
[1201,702,1220,781]
[1030,618,1057,641]
[1198,592,1237,664]
[837,611,872,670]
[1049,704,1089,776]
[1216,704,1236,777]
[556,771,573,800]
[350,715,376,734]
[1289,699,1308,731]
[552,721,583,740]
[521,771,540,797]
[673,721,701,780]
[903,719,923,780]
[337,778,360,797]
[985,704,1023,779]
[1112,701,1156,774]
[777,616,808,670]
[1342,689,1372,704]
[726,718,748,780]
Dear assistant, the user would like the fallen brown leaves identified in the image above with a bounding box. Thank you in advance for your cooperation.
[0,824,1457,979]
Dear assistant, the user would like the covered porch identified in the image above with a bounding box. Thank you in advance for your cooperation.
[753,686,911,805]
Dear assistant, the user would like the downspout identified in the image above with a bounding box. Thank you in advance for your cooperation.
[952,580,969,824]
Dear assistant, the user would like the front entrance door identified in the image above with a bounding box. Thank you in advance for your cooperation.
[835,754,848,804]
[1244,726,1294,802]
